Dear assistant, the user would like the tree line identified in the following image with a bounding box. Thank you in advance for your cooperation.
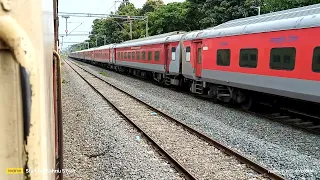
[68,0,320,51]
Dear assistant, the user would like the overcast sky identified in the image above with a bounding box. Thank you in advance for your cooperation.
[59,0,185,49]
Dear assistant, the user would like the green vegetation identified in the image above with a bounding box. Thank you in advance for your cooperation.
[99,71,109,77]
[62,79,66,84]
[68,0,320,51]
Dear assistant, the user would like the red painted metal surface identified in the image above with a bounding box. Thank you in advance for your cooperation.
[198,27,320,81]
[115,44,166,65]
[195,42,203,77]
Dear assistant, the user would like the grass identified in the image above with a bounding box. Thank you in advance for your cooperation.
[62,79,66,84]
[99,71,108,77]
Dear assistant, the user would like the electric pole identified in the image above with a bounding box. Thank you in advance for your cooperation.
[114,0,123,14]
[250,6,261,15]
[62,15,70,36]
[128,16,133,40]
[145,16,148,37]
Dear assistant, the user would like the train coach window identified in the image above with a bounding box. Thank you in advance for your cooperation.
[186,47,191,62]
[132,52,135,60]
[124,52,127,59]
[240,48,258,68]
[312,47,320,73]
[137,52,140,60]
[270,47,296,71]
[148,51,152,61]
[128,52,131,60]
[117,52,120,59]
[121,52,123,59]
[172,47,176,61]
[142,52,146,60]
[217,49,231,66]
[198,48,202,64]
[155,51,160,61]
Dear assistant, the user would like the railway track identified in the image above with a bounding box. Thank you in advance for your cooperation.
[177,84,320,136]
[251,106,320,135]
[65,59,285,180]
[73,59,320,136]
[172,88,320,136]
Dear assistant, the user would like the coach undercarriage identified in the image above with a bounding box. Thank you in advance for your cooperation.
[186,78,320,119]
[152,73,182,86]
[188,79,253,110]
[99,62,184,87]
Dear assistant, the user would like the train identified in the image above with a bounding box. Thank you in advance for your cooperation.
[69,4,320,115]
[0,0,62,180]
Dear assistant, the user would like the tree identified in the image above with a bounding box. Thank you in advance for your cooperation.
[88,19,104,47]
[69,43,83,52]
[85,1,143,47]
[148,2,197,35]
[194,0,257,28]
[117,2,145,40]
[117,1,140,16]
[141,0,164,15]
[262,0,320,12]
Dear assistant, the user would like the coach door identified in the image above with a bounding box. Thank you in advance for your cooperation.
[164,44,169,72]
[195,42,202,77]
[111,49,115,64]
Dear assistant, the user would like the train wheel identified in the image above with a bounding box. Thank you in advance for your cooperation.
[241,97,253,111]
[207,85,219,103]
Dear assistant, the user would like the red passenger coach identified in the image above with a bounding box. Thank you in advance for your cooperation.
[115,43,165,73]
[113,31,185,85]
[200,28,320,82]
[182,4,320,110]
[93,44,114,64]
[85,49,94,61]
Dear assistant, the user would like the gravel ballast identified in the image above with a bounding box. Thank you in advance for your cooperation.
[71,59,320,180]
[68,61,266,179]
[62,60,184,180]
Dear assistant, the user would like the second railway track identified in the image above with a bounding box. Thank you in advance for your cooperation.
[75,58,320,136]
[65,59,285,180]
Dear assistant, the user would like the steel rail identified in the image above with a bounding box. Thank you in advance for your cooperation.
[241,105,320,136]
[64,59,197,180]
[68,59,287,180]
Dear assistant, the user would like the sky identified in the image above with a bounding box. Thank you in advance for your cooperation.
[58,0,185,49]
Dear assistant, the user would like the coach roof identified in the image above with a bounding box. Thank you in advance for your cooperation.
[95,44,116,50]
[114,31,187,48]
[184,3,320,41]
